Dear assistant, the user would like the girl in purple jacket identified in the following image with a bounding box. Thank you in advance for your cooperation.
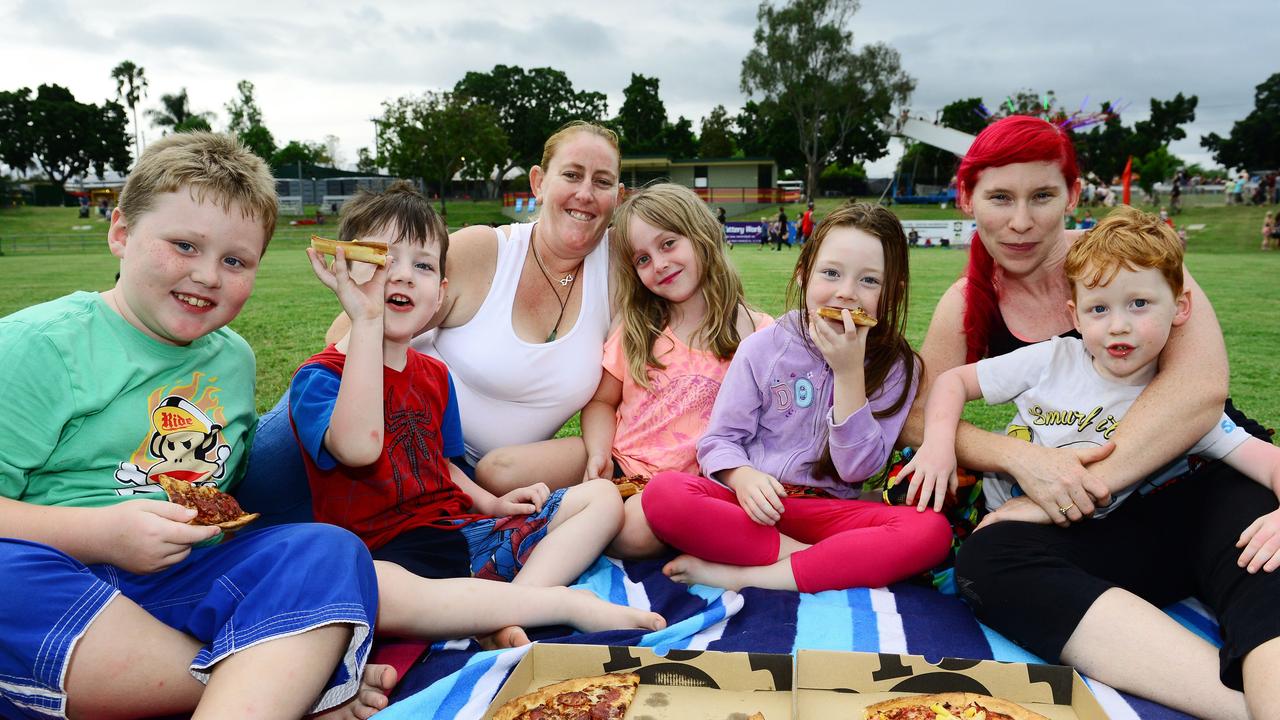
[642,203,952,592]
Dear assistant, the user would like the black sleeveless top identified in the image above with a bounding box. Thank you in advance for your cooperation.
[984,310,1079,359]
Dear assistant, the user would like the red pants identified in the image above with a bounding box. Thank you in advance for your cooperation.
[642,470,952,593]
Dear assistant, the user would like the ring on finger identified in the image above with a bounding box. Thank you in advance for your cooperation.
[1058,503,1076,516]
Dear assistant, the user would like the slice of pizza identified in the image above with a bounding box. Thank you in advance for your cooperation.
[865,692,1050,720]
[611,474,650,498]
[491,672,639,720]
[155,474,260,531]
[310,235,388,266]
[816,305,878,327]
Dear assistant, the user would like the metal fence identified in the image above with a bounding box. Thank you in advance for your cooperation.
[0,233,113,255]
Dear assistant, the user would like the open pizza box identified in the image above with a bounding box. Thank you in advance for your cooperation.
[484,643,794,719]
[795,649,1109,719]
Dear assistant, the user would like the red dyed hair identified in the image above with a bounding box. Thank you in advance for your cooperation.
[956,116,1080,362]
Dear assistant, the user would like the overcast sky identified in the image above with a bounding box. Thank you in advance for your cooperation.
[2,0,1274,178]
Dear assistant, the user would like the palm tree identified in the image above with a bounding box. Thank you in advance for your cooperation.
[111,60,147,159]
[146,88,214,134]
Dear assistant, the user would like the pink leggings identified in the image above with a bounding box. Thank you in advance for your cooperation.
[642,470,952,593]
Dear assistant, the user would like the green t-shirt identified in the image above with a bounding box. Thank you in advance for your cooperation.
[0,292,257,508]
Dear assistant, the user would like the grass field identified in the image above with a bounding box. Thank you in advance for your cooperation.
[2,199,1276,435]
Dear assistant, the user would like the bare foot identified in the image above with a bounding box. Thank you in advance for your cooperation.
[478,625,531,650]
[563,588,666,634]
[311,663,397,720]
[663,554,747,592]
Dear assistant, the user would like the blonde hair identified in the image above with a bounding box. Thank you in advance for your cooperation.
[1065,205,1183,300]
[540,120,621,173]
[119,132,278,249]
[609,183,750,388]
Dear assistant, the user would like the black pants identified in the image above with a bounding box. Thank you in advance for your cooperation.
[956,462,1280,689]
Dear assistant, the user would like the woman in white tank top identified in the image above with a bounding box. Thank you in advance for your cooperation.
[410,123,624,471]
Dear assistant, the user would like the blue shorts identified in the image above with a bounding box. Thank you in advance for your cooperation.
[0,524,378,718]
[457,488,567,581]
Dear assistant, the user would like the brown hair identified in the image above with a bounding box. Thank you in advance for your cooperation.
[1065,205,1183,300]
[540,120,621,173]
[338,180,449,273]
[609,183,751,387]
[119,132,278,249]
[786,202,920,480]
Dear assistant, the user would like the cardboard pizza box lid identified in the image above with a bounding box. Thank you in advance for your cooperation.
[795,650,1109,719]
[485,643,794,719]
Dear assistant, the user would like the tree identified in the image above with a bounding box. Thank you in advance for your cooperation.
[1202,73,1280,170]
[224,79,276,160]
[25,84,131,191]
[375,91,508,216]
[1075,94,1197,183]
[740,0,914,200]
[1132,146,1182,199]
[110,60,147,160]
[454,65,607,195]
[898,97,986,186]
[616,73,668,154]
[147,88,214,134]
[661,116,698,159]
[271,140,329,169]
[356,147,378,174]
[734,98,805,177]
[698,105,737,158]
[0,88,37,172]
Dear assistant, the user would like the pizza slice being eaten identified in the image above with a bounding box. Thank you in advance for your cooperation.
[491,672,639,720]
[865,692,1049,720]
[155,474,261,531]
[816,305,878,327]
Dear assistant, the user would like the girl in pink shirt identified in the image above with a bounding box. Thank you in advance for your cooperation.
[478,184,769,558]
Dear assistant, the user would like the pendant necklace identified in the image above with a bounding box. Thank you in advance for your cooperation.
[531,230,584,343]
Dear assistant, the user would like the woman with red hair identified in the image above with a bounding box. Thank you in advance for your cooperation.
[900,115,1280,718]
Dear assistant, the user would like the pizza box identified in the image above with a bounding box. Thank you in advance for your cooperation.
[484,643,794,719]
[795,649,1109,719]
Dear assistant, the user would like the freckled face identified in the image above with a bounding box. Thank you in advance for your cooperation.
[1070,265,1189,385]
[107,191,264,345]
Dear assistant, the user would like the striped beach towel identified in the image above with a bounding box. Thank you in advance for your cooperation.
[377,556,1212,719]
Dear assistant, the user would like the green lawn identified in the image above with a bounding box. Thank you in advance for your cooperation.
[2,201,1276,435]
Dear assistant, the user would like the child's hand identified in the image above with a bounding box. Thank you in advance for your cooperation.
[974,496,1055,531]
[101,500,222,574]
[1236,508,1280,573]
[809,311,870,379]
[898,443,957,513]
[491,483,552,517]
[725,467,786,526]
[583,453,614,482]
[306,246,387,324]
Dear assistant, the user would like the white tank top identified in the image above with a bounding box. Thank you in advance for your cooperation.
[412,222,611,465]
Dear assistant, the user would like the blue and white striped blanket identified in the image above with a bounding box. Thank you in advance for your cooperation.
[377,556,1216,719]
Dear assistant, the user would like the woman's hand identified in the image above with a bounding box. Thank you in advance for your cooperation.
[898,442,957,512]
[307,247,387,324]
[724,467,786,526]
[974,496,1055,531]
[1005,442,1115,525]
[809,312,870,379]
[489,483,551,517]
[1237,509,1280,573]
[583,453,614,483]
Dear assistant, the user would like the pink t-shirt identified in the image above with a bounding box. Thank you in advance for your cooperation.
[603,312,773,477]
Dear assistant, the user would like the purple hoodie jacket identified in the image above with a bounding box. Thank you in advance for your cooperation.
[696,311,917,499]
